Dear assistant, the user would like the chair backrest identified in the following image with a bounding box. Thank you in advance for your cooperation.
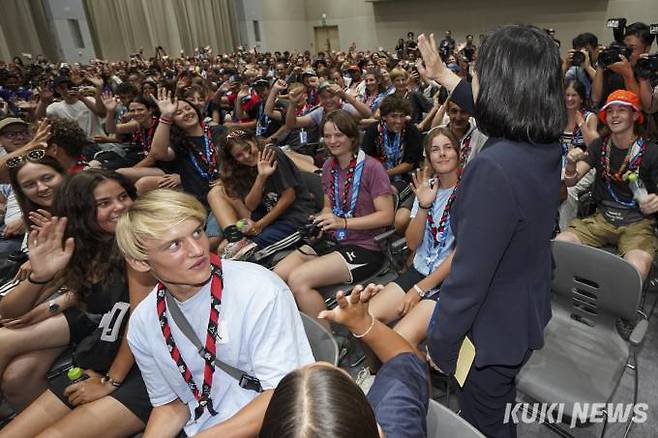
[551,240,643,324]
[426,399,485,438]
[300,312,339,365]
[299,171,325,212]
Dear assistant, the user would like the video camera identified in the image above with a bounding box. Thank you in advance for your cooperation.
[636,54,658,80]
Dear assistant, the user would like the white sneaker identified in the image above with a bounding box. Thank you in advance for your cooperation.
[355,367,376,394]
[222,238,257,261]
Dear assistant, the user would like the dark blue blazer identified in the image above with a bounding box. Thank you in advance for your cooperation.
[428,81,561,373]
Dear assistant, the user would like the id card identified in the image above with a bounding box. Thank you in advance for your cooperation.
[299,129,308,145]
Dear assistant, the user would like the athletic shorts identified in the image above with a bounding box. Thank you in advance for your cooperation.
[49,365,151,424]
[333,244,386,284]
[62,307,97,344]
[393,266,441,301]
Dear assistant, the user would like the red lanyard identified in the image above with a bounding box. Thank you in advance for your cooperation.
[426,184,458,250]
[156,256,223,421]
[132,117,158,153]
[329,155,357,214]
[460,132,472,167]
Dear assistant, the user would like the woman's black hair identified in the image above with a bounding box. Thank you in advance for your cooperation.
[130,95,160,117]
[51,169,136,294]
[260,365,379,438]
[474,25,567,144]
[9,155,67,229]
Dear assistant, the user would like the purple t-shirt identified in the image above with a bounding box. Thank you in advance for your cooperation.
[322,154,392,251]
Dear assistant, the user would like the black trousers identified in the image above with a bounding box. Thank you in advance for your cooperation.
[459,350,533,438]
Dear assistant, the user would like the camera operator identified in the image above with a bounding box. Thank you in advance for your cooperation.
[564,32,599,99]
[592,22,653,108]
[637,53,658,119]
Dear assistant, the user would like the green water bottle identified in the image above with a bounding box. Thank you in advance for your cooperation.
[67,367,88,384]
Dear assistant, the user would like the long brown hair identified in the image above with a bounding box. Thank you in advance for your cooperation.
[219,128,267,199]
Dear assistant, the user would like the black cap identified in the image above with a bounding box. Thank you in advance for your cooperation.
[53,75,72,87]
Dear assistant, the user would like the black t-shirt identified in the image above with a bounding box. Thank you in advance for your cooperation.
[361,121,423,177]
[74,266,130,371]
[586,137,658,219]
[247,100,284,139]
[254,147,316,226]
[407,92,433,125]
[171,125,226,206]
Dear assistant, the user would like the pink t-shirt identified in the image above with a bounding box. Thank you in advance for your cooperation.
[322,154,393,251]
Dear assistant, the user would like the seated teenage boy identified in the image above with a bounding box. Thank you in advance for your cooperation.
[116,189,314,437]
[557,90,658,280]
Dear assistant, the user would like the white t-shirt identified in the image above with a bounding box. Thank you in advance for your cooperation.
[128,260,314,436]
[46,99,104,138]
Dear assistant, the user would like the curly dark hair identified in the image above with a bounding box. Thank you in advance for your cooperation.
[51,169,136,295]
[48,117,88,159]
[219,128,266,199]
[169,97,204,157]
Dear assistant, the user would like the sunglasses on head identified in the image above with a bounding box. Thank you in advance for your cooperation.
[6,149,46,168]
[226,129,248,141]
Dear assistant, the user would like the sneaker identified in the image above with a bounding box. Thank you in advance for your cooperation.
[222,238,258,261]
[355,367,376,394]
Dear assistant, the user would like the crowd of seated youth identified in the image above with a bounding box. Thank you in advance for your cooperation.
[0,21,656,437]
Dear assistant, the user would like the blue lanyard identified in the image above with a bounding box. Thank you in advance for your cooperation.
[383,124,402,171]
[332,152,366,240]
[189,131,214,181]
[256,103,269,136]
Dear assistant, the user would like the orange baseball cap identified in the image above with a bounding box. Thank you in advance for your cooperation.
[599,89,644,124]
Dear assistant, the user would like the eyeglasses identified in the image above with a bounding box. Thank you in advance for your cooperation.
[0,130,30,139]
[226,129,247,141]
[6,149,46,168]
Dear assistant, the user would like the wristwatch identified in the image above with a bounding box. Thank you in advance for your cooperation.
[48,299,60,314]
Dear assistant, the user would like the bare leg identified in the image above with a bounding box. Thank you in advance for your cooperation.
[368,282,406,324]
[0,315,70,374]
[2,347,66,411]
[287,252,351,330]
[394,300,437,352]
[624,249,653,281]
[273,246,317,283]
[207,185,250,229]
[115,167,164,183]
[37,395,144,438]
[554,231,582,244]
[285,150,319,173]
[0,390,70,438]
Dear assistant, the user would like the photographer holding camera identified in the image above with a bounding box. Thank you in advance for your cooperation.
[564,33,599,99]
[592,22,654,108]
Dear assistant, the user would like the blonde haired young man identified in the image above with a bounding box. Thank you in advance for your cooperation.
[116,189,314,437]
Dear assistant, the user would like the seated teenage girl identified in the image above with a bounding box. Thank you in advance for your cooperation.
[368,127,460,349]
[274,109,394,330]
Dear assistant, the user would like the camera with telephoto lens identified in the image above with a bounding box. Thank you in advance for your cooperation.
[598,42,632,69]
[636,54,658,80]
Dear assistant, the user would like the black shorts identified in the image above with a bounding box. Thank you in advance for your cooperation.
[49,365,151,424]
[333,244,386,284]
[393,266,441,302]
[62,307,97,344]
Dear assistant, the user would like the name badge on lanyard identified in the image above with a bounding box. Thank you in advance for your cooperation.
[299,128,308,145]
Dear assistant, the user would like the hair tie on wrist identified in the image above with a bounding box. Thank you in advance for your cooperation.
[27,272,53,285]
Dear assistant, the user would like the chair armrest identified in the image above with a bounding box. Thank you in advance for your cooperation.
[392,237,407,252]
[374,229,397,244]
[629,318,648,347]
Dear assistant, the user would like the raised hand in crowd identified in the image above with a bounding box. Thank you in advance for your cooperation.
[28,208,53,232]
[26,216,75,284]
[416,33,460,91]
[156,87,179,118]
[318,283,384,333]
[257,146,278,178]
[411,166,439,208]
[101,91,119,113]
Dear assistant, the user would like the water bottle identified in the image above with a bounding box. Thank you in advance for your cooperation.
[236,219,253,234]
[628,173,648,202]
[67,367,89,384]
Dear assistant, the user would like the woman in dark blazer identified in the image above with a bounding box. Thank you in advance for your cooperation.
[417,27,566,438]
